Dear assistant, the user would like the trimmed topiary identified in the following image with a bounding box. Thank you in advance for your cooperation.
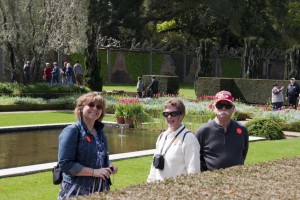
[245,118,285,140]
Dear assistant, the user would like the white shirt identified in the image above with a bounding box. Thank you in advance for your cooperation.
[272,86,284,103]
[147,125,200,182]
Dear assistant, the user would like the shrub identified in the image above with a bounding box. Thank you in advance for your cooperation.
[0,94,80,110]
[245,118,286,140]
[0,83,14,94]
[279,121,300,132]
[232,110,252,121]
[0,82,91,98]
[143,106,163,118]
[88,157,300,199]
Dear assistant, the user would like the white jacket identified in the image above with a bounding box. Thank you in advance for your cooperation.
[147,125,200,182]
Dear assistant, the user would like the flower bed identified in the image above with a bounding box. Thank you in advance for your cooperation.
[2,94,300,133]
[114,98,152,127]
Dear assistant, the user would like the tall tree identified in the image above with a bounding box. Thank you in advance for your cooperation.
[0,1,27,82]
[0,0,87,83]
[84,0,111,91]
[283,2,300,44]
[100,0,145,46]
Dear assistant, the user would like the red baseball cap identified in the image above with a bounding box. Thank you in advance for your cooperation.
[214,90,234,104]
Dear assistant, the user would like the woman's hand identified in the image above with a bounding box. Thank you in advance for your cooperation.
[93,168,112,179]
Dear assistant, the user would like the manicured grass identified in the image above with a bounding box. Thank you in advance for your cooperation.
[0,172,59,200]
[0,156,153,200]
[1,137,300,199]
[103,83,196,99]
[0,112,76,126]
[178,83,196,99]
[103,84,137,92]
[0,112,115,127]
[245,138,300,164]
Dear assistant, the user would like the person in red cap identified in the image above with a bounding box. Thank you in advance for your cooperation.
[195,90,249,171]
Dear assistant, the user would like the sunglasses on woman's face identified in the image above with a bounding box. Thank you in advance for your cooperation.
[215,103,233,110]
[162,111,181,117]
[87,102,102,110]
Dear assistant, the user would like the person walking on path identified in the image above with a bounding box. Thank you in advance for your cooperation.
[23,60,31,85]
[57,92,118,199]
[147,76,159,98]
[66,63,73,85]
[272,82,284,110]
[136,77,144,98]
[51,62,60,85]
[61,62,67,84]
[285,77,300,109]
[74,60,84,85]
[43,63,52,84]
[195,90,249,172]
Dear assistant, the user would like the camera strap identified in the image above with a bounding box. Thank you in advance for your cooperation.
[159,126,185,156]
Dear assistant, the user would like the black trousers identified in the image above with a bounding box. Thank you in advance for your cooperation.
[288,96,298,109]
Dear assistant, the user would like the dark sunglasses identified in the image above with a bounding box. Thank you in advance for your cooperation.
[162,111,181,117]
[215,103,233,110]
[87,102,102,110]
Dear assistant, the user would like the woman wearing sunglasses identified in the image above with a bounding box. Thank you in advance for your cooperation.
[195,90,249,172]
[57,92,118,199]
[147,98,200,182]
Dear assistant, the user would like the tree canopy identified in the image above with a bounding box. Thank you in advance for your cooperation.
[0,0,300,86]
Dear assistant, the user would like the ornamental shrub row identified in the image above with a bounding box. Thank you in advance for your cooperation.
[0,83,91,98]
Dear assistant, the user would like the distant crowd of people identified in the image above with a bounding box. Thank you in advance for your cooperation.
[22,58,300,111]
[22,60,84,86]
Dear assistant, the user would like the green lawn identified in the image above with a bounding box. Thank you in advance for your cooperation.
[103,83,196,99]
[103,83,137,92]
[178,83,196,99]
[1,137,300,200]
[0,112,115,127]
[0,84,298,199]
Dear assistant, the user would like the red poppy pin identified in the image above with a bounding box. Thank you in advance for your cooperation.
[236,128,242,134]
[86,135,91,142]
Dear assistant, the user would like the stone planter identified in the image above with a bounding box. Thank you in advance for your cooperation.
[125,118,134,128]
[116,117,125,124]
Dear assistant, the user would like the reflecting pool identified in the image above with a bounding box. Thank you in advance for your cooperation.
[0,127,160,169]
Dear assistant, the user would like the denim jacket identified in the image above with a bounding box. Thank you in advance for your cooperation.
[58,118,109,187]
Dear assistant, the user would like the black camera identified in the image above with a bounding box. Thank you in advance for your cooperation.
[109,166,114,173]
[153,154,164,170]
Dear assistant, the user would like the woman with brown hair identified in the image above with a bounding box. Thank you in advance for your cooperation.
[147,98,200,182]
[57,92,118,199]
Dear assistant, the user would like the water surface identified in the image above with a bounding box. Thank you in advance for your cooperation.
[0,127,160,169]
